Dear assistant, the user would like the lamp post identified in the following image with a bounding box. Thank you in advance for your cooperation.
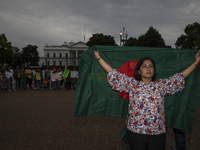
[120,27,128,46]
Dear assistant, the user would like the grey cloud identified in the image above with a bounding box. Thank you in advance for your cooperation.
[0,0,200,56]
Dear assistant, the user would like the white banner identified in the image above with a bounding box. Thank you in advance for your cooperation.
[51,72,62,81]
[70,71,78,78]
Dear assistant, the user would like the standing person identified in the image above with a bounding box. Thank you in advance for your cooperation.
[93,50,200,150]
[14,66,21,89]
[51,68,59,90]
[20,68,26,90]
[71,67,77,89]
[50,68,55,89]
[8,66,15,88]
[25,66,32,89]
[5,68,16,92]
[60,68,65,88]
[64,67,71,90]
[35,68,41,89]
[45,67,51,89]
[58,67,62,89]
[40,68,44,88]
[32,69,36,89]
[9,66,14,75]
[0,66,7,90]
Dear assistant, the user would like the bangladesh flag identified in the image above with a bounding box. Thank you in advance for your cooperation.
[74,45,200,134]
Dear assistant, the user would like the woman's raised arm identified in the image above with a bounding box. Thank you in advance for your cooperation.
[181,50,200,78]
[93,51,113,73]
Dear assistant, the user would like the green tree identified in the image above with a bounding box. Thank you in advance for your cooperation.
[21,44,40,66]
[135,27,165,47]
[0,33,13,65]
[86,33,117,48]
[135,34,145,46]
[126,37,138,46]
[175,22,200,49]
[13,47,20,54]
[194,34,200,49]
[11,47,23,68]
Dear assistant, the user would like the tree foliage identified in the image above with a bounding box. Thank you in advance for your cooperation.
[193,34,200,49]
[13,47,20,54]
[11,47,23,68]
[0,33,13,65]
[135,34,145,47]
[136,27,166,47]
[126,27,166,47]
[175,22,200,49]
[21,44,40,66]
[126,37,138,46]
[86,33,117,48]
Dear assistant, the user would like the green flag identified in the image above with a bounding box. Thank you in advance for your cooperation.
[62,69,70,78]
[74,45,200,134]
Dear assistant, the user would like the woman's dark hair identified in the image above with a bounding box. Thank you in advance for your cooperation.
[134,57,156,81]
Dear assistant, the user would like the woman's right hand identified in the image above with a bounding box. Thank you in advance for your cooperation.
[93,51,100,59]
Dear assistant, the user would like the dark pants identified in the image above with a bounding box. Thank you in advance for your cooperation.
[127,130,165,150]
[46,77,50,88]
[173,128,186,150]
[26,77,32,89]
[21,81,26,90]
[165,128,186,150]
[53,81,58,90]
[15,77,20,89]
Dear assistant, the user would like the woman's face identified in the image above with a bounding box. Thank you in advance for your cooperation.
[138,60,155,80]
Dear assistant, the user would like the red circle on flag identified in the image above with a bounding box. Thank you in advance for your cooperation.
[117,60,138,100]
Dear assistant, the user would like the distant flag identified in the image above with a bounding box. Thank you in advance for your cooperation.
[62,69,70,78]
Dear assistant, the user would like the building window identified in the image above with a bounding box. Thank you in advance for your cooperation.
[60,53,62,57]
[53,61,56,66]
[65,53,68,58]
[60,61,62,66]
[53,53,56,57]
[47,53,49,57]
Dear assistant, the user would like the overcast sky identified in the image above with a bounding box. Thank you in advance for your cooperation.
[1,0,200,56]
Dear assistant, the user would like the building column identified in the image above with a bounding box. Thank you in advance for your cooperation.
[68,51,70,66]
[76,50,78,66]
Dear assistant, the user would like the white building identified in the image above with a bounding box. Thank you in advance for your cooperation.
[43,41,88,67]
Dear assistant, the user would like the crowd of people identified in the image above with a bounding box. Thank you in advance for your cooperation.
[0,66,77,92]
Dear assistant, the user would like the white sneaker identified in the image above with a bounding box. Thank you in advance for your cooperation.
[35,87,36,89]
[8,90,10,92]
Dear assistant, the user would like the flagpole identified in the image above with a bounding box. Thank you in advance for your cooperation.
[84,28,85,43]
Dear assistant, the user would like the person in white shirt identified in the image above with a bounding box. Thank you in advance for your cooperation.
[5,68,16,92]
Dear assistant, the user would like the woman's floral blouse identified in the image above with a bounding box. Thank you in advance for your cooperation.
[107,69,185,135]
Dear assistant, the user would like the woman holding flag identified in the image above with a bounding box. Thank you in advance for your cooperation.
[93,50,200,150]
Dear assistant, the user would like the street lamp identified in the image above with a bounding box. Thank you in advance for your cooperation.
[120,27,128,46]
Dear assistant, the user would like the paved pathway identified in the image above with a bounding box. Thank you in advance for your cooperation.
[0,89,199,149]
